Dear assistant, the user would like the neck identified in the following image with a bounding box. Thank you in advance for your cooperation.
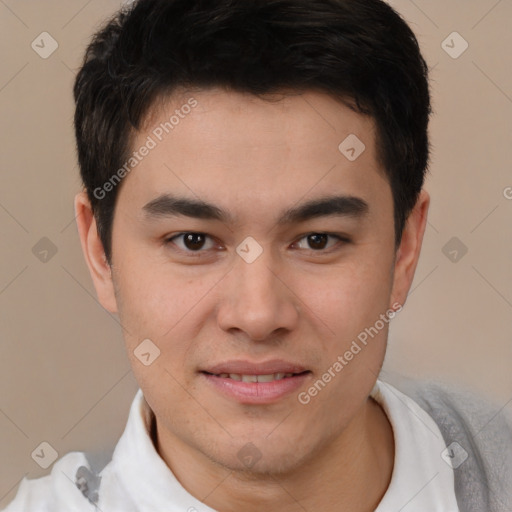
[152,397,394,512]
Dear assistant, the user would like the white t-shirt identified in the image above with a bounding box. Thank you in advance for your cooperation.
[1,380,460,511]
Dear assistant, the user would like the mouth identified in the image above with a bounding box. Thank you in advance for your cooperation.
[202,371,309,382]
[200,360,312,404]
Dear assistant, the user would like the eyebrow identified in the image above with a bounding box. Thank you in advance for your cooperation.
[142,193,369,225]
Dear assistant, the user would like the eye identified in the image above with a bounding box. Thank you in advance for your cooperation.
[166,232,217,253]
[293,233,349,252]
[165,231,350,257]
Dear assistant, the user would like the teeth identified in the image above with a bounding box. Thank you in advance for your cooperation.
[219,373,296,382]
[256,374,275,383]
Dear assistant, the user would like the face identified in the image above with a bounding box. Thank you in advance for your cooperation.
[77,87,426,476]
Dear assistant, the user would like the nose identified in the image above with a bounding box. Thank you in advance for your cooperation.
[216,249,300,342]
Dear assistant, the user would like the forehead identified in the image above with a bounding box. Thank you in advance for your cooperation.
[142,87,376,164]
[119,87,390,224]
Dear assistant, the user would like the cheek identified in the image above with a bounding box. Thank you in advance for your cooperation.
[115,254,185,325]
[113,254,224,363]
[301,256,393,332]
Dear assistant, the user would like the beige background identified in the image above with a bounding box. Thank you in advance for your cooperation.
[1,0,511,505]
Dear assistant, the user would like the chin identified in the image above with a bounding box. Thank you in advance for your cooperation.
[200,431,315,478]
[222,450,306,478]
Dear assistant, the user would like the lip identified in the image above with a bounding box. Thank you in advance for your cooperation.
[203,359,308,375]
[200,359,311,404]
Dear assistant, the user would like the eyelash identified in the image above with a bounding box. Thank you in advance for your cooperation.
[164,232,351,257]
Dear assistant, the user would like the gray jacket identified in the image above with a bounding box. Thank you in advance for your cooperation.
[399,378,512,512]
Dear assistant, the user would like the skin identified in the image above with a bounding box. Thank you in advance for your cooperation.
[75,87,429,511]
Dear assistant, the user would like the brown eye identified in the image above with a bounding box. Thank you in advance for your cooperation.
[167,232,216,253]
[306,233,329,250]
[294,233,346,252]
[182,233,206,251]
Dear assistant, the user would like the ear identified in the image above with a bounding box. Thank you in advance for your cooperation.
[389,189,430,309]
[74,191,118,313]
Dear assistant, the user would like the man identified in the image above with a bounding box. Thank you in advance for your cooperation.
[3,0,511,510]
